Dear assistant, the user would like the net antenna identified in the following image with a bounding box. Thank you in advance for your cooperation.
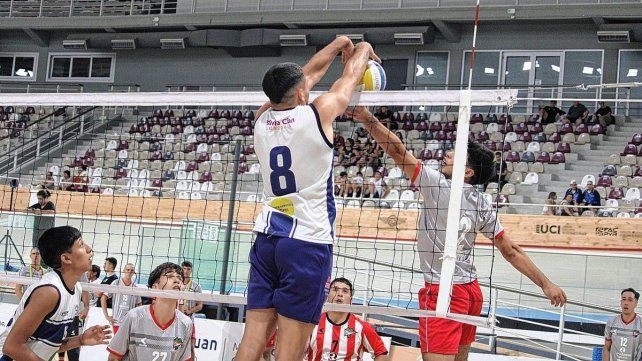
[435,0,482,320]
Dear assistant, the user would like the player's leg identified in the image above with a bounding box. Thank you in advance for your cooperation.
[273,237,332,361]
[237,234,280,361]
[454,345,471,361]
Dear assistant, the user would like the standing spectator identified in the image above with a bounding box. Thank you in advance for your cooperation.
[14,247,45,299]
[87,264,102,307]
[101,257,119,308]
[101,263,141,334]
[539,100,565,124]
[560,194,578,216]
[603,288,641,361]
[582,181,601,214]
[367,170,389,199]
[492,152,508,189]
[563,100,589,125]
[28,190,56,213]
[60,170,73,191]
[28,190,56,246]
[179,261,203,318]
[565,180,584,205]
[595,101,614,127]
[542,192,558,216]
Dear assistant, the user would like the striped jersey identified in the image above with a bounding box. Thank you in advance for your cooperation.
[306,313,388,361]
[604,314,642,361]
[106,278,142,326]
[412,164,504,284]
[253,104,336,244]
[0,270,82,361]
[107,304,194,361]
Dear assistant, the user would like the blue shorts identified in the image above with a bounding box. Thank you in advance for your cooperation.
[247,233,333,324]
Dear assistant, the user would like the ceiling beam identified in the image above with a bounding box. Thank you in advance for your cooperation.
[22,28,49,47]
[432,19,461,42]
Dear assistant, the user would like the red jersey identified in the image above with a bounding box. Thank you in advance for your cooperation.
[306,313,388,361]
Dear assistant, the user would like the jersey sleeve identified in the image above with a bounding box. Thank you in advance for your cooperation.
[478,194,505,239]
[604,317,613,340]
[361,322,388,356]
[107,311,133,359]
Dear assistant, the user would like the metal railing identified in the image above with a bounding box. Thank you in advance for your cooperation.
[1,0,641,18]
[0,82,84,94]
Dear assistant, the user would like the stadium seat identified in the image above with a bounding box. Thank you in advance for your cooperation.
[580,174,596,188]
[608,187,624,199]
[529,123,543,134]
[518,132,532,142]
[631,133,642,146]
[575,133,590,145]
[574,124,589,135]
[501,183,516,195]
[624,188,640,201]
[485,183,499,195]
[562,133,575,143]
[556,142,571,154]
[486,123,499,134]
[504,132,518,143]
[631,176,642,188]
[508,172,523,184]
[529,162,544,173]
[619,165,633,177]
[614,175,629,187]
[621,144,638,156]
[549,152,566,164]
[506,151,521,162]
[526,142,541,153]
[501,123,514,134]
[589,124,605,135]
[616,212,631,218]
[543,123,557,135]
[470,114,483,123]
[597,175,613,187]
[515,123,527,133]
[601,165,617,176]
[532,132,546,143]
[521,152,536,163]
[489,131,503,142]
[548,132,561,143]
[523,172,539,185]
[559,123,573,135]
[515,161,529,173]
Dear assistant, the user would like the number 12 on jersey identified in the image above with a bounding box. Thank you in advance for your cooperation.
[269,146,297,196]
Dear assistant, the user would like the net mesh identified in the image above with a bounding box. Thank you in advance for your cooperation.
[0,89,517,326]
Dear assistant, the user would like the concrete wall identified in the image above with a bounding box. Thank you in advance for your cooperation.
[0,22,639,92]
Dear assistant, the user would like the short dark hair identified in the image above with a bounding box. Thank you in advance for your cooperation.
[181,260,193,268]
[37,190,51,198]
[63,170,71,177]
[38,226,82,269]
[105,257,117,269]
[340,171,347,177]
[467,142,496,185]
[91,264,101,278]
[262,62,304,104]
[622,288,640,300]
[550,100,557,104]
[148,262,183,288]
[330,277,354,296]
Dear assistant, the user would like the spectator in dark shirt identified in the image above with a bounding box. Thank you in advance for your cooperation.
[491,151,508,188]
[582,181,601,214]
[100,257,119,308]
[374,106,393,122]
[28,190,56,213]
[595,101,613,127]
[563,101,589,125]
[539,100,565,124]
[560,194,578,216]
[565,180,584,205]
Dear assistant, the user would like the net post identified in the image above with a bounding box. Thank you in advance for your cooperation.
[216,140,242,320]
[435,89,473,318]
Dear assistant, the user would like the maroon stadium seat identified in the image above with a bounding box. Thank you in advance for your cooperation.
[208,109,219,119]
[221,110,231,119]
[559,123,573,135]
[549,152,566,164]
[392,112,401,122]
[444,122,456,132]
[114,168,128,179]
[153,109,162,117]
[446,132,457,142]
[518,132,532,142]
[129,124,139,134]
[164,109,174,117]
[186,161,199,172]
[470,114,484,123]
[495,194,509,208]
[117,140,129,151]
[196,134,207,144]
[207,134,220,144]
[557,142,571,153]
[199,171,213,183]
[184,144,196,153]
[419,149,432,161]
[197,153,209,163]
[589,124,605,135]
[238,162,249,174]
[416,121,428,131]
[171,125,183,135]
[527,114,540,124]
[621,144,638,156]
[170,117,182,127]
[245,145,255,155]
[430,122,442,132]
[536,152,551,163]
[241,126,253,136]
[217,126,229,135]
[160,117,169,126]
[435,131,447,141]
[501,123,514,134]
[506,151,520,162]
[151,179,163,189]
[85,149,95,158]
[515,123,528,133]
[402,121,414,131]
[635,166,642,177]
[529,123,543,134]
[484,141,497,151]
[608,187,624,200]
[631,133,642,146]
[476,131,489,142]
[574,124,589,135]
[548,132,561,143]
[499,142,512,151]
[597,175,612,187]
[149,151,162,161]
[433,149,445,161]
[498,114,512,124]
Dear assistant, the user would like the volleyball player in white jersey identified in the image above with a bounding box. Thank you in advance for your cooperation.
[347,107,567,361]
[236,38,380,361]
[0,226,111,361]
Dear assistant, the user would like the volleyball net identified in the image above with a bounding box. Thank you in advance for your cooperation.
[0,87,594,328]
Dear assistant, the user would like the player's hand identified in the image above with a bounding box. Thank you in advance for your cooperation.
[80,325,112,346]
[542,282,567,307]
[345,107,374,123]
[356,42,381,64]
[79,308,89,320]
[106,315,116,325]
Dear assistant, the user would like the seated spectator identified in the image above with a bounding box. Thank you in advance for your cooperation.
[565,180,583,205]
[595,101,614,127]
[38,172,56,190]
[28,190,56,214]
[539,100,565,124]
[374,106,393,122]
[179,261,203,318]
[563,101,589,125]
[366,170,389,199]
[491,151,508,189]
[73,165,89,192]
[60,170,73,191]
[542,192,558,215]
[347,171,364,198]
[560,194,579,216]
[355,127,368,138]
[582,180,601,213]
[335,171,349,197]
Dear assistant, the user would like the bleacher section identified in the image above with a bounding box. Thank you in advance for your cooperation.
[16,107,642,216]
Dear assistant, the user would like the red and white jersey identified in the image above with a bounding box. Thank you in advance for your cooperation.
[307,313,388,361]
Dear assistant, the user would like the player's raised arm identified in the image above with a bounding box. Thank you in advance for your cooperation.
[348,107,419,180]
[302,36,354,91]
[313,42,380,127]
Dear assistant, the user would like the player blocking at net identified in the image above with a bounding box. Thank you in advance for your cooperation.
[107,262,195,361]
[346,107,568,361]
[236,37,380,361]
[0,226,111,361]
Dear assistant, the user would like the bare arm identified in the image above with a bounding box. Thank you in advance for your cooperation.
[2,286,59,361]
[80,290,90,319]
[348,107,419,179]
[603,338,611,361]
[14,283,23,299]
[302,36,354,91]
[374,355,390,361]
[108,354,121,361]
[101,294,115,324]
[189,301,204,314]
[494,233,567,306]
[313,42,381,129]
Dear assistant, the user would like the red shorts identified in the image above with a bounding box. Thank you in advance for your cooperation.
[418,279,483,355]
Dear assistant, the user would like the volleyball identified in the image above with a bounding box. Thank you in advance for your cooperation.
[357,60,386,92]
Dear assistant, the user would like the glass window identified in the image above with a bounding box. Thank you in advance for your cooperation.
[618,50,642,116]
[52,57,71,78]
[0,57,12,77]
[562,50,602,109]
[71,57,91,78]
[13,57,35,78]
[415,52,449,88]
[463,51,500,87]
[91,57,112,78]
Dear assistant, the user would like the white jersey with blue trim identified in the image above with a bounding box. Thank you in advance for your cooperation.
[253,104,336,244]
[0,270,82,361]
